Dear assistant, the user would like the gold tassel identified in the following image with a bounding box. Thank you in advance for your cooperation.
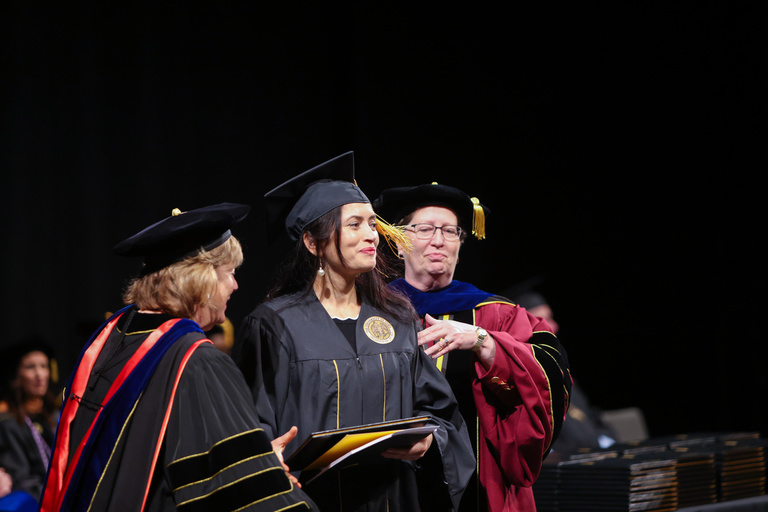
[471,197,486,240]
[50,358,60,384]
[376,214,413,255]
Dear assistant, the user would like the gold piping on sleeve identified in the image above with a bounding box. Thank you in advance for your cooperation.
[255,502,312,512]
[176,466,299,509]
[333,360,340,429]
[475,299,515,308]
[172,452,275,493]
[168,427,267,467]
[529,344,556,452]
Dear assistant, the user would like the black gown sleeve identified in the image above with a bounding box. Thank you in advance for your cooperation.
[232,307,288,440]
[410,334,475,511]
[0,416,46,499]
[162,343,315,512]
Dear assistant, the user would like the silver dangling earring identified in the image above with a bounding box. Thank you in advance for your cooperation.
[317,261,325,277]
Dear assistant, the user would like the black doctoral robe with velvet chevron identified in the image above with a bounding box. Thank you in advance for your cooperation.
[41,307,315,512]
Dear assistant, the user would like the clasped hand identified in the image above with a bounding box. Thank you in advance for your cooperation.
[418,313,478,358]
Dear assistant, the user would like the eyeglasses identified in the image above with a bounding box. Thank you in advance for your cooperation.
[404,223,463,241]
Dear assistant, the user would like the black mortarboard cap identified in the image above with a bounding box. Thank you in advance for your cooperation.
[113,202,250,272]
[372,182,490,239]
[264,151,370,242]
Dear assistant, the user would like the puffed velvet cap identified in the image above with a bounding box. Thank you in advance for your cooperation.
[372,182,489,239]
[264,151,370,243]
[113,202,250,273]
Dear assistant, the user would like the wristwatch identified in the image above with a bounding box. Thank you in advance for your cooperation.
[473,327,487,351]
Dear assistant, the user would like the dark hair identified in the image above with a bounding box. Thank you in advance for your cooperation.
[1,342,57,428]
[265,205,417,323]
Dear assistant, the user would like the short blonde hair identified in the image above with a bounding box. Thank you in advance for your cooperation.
[123,236,243,319]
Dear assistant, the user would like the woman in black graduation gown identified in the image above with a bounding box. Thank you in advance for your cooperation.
[233,152,475,512]
[0,340,57,502]
[39,204,316,512]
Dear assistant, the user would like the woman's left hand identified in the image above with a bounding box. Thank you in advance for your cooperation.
[418,314,487,357]
[381,433,433,461]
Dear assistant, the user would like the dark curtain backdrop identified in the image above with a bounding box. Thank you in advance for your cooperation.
[2,3,766,438]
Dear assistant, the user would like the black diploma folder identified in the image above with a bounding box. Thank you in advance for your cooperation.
[285,416,436,484]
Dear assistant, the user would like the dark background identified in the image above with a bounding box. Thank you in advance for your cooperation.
[2,3,765,438]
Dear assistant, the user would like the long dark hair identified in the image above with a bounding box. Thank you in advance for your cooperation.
[265,205,417,324]
[1,342,57,428]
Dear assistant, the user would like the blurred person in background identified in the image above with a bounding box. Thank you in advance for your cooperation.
[205,317,235,355]
[506,286,617,454]
[0,339,58,507]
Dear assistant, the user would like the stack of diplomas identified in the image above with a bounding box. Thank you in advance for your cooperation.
[533,432,768,511]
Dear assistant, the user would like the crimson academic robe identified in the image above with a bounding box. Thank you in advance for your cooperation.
[233,291,475,512]
[40,307,315,512]
[391,279,572,512]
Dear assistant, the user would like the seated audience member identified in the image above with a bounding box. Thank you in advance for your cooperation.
[0,339,57,502]
[0,467,37,512]
[507,286,617,453]
[205,317,235,355]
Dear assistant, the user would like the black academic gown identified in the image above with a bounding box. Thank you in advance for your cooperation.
[233,292,475,512]
[41,309,315,512]
[0,411,53,500]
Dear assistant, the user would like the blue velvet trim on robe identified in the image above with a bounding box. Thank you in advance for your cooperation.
[389,278,494,316]
[56,308,202,512]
